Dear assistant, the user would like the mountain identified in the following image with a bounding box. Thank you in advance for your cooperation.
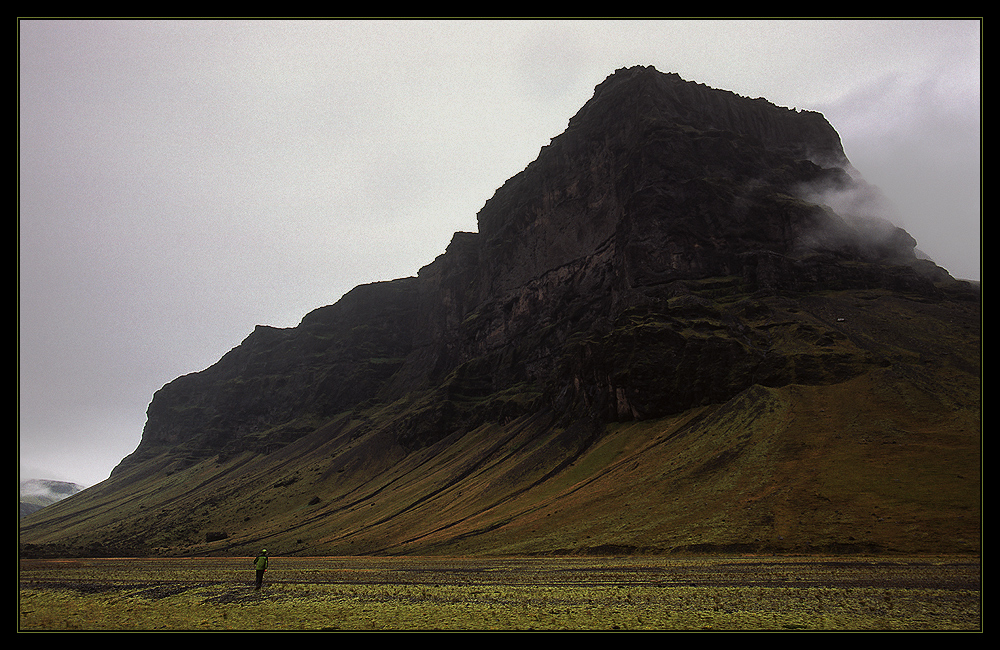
[19,66,980,559]
[20,479,85,518]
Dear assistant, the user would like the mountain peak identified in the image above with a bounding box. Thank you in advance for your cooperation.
[473,65,914,305]
[21,69,978,559]
[569,65,847,166]
[19,479,85,519]
[114,66,961,469]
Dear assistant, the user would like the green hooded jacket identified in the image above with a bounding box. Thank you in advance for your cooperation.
[254,551,269,571]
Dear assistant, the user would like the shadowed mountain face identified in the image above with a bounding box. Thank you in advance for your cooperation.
[19,67,979,559]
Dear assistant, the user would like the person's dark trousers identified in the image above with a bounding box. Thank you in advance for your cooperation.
[255,570,265,590]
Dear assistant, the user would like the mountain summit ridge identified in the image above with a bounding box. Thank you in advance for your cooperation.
[20,66,978,558]
[115,64,964,470]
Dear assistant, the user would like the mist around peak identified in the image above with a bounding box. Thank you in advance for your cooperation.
[790,168,925,266]
[20,479,85,519]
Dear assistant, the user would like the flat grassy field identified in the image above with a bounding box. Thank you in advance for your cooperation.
[19,555,980,631]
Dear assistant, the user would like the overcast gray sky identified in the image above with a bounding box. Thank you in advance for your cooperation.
[19,19,981,487]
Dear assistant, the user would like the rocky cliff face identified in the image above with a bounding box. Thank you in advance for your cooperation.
[114,65,966,474]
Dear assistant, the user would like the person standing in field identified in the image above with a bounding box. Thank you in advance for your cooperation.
[253,549,269,590]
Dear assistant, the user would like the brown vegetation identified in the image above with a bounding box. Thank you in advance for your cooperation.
[20,287,980,559]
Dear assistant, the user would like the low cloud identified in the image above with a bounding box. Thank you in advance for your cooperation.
[792,169,922,262]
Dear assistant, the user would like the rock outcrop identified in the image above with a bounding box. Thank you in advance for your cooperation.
[113,65,969,474]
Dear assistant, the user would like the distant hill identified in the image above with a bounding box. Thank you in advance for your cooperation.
[19,66,980,559]
[20,479,85,518]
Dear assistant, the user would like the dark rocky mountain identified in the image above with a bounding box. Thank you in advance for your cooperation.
[19,66,979,559]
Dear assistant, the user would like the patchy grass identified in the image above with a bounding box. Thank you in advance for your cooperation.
[19,555,980,631]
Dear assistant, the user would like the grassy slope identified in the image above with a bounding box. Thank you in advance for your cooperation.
[19,288,980,558]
